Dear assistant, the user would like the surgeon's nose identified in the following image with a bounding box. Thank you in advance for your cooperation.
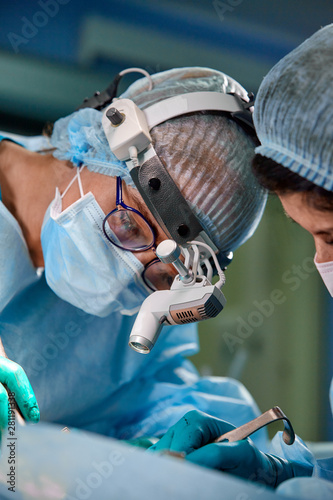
[135,247,157,268]
[135,229,170,268]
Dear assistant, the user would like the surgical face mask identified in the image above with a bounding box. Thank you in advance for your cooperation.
[41,168,150,317]
[314,254,333,297]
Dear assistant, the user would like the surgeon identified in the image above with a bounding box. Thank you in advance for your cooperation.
[0,67,268,448]
[148,25,333,495]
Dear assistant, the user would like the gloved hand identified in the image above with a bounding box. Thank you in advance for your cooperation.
[149,410,313,487]
[0,356,40,434]
[126,436,160,449]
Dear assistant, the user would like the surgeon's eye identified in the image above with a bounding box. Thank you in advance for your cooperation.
[107,210,143,242]
[152,271,175,290]
[117,210,140,237]
[104,208,155,251]
[142,259,178,291]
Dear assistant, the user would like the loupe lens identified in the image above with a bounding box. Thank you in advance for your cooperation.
[142,259,178,291]
[104,209,154,250]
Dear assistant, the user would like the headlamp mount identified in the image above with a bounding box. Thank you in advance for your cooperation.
[74,70,263,352]
[78,72,258,270]
[129,151,203,247]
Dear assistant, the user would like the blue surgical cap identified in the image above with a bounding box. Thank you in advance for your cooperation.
[50,108,135,185]
[254,24,333,192]
[51,67,267,252]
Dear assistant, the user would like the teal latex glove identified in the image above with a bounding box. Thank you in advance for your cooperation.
[0,356,40,432]
[149,410,313,487]
[126,437,160,449]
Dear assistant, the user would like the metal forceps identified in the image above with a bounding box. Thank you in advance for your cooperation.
[162,406,295,459]
[214,406,295,445]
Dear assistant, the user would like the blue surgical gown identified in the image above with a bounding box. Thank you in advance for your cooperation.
[0,133,267,448]
[272,379,333,496]
[4,132,332,493]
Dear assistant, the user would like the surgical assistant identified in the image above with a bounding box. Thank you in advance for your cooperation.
[253,23,333,497]
[149,25,333,496]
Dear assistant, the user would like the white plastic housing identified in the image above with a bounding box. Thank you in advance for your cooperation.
[102,99,152,161]
[129,280,226,353]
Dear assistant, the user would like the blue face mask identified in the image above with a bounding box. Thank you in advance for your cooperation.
[41,169,150,317]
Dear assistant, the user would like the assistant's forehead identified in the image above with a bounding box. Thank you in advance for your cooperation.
[279,191,333,232]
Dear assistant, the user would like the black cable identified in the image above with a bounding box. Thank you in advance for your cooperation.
[76,73,122,111]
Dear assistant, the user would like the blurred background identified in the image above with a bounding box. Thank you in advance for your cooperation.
[0,0,332,441]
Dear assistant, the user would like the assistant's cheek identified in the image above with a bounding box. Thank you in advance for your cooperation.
[314,237,333,263]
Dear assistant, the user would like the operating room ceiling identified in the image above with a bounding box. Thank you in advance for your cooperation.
[0,0,331,132]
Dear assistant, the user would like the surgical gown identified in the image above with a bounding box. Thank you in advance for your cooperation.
[3,133,331,492]
[272,379,333,497]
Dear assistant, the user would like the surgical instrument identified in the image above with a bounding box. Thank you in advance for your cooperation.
[214,406,295,445]
[162,406,295,460]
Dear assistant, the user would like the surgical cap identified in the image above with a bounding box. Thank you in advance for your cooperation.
[254,24,333,192]
[51,67,267,252]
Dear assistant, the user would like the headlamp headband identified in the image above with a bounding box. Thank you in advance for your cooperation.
[102,90,256,162]
[101,90,252,266]
[80,72,257,267]
[144,91,256,140]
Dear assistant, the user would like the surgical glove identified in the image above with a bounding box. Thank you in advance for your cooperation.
[127,437,160,449]
[0,356,40,433]
[149,410,230,455]
[149,410,313,487]
[186,439,313,487]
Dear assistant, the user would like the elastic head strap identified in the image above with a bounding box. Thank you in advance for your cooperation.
[143,91,258,144]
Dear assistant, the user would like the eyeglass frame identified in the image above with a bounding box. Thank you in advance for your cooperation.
[102,176,156,252]
[102,176,176,292]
